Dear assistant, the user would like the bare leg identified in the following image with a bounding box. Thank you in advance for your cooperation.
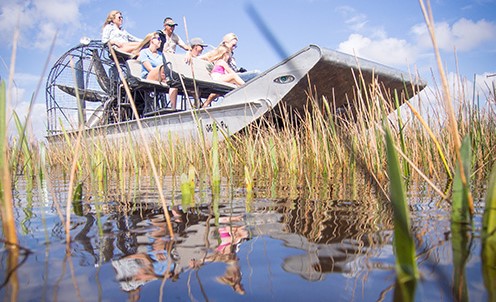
[117,42,142,54]
[229,73,245,86]
[202,93,218,108]
[146,65,164,82]
[212,73,245,86]
[169,88,178,109]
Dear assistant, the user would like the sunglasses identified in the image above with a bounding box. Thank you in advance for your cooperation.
[116,15,123,20]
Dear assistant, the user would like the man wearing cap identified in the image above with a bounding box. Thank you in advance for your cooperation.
[157,17,191,53]
[189,37,209,58]
[157,17,191,109]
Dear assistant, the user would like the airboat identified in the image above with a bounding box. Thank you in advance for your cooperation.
[45,40,425,143]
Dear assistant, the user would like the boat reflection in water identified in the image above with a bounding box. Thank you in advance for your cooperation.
[98,203,251,296]
[69,192,388,296]
[248,197,388,281]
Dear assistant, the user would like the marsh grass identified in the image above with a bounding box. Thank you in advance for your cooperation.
[41,77,494,205]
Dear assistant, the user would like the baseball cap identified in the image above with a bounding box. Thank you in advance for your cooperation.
[164,19,178,26]
[190,37,208,47]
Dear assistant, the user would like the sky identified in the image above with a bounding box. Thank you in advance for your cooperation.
[0,0,495,139]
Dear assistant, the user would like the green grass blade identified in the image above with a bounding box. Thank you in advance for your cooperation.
[10,112,22,172]
[451,135,472,224]
[211,122,220,196]
[188,164,196,202]
[72,182,84,216]
[394,90,409,178]
[385,126,419,286]
[451,222,470,301]
[269,137,278,177]
[38,142,45,184]
[450,136,473,300]
[483,163,496,239]
[180,173,193,208]
[482,163,496,301]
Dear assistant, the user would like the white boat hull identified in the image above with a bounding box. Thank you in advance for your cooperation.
[47,99,269,144]
[46,43,425,144]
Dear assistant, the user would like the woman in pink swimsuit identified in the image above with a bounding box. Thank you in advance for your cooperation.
[208,45,245,86]
[198,45,245,108]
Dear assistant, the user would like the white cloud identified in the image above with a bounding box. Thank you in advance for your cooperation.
[0,0,88,50]
[9,100,47,141]
[335,5,421,67]
[411,18,496,52]
[0,2,27,42]
[337,16,496,73]
[4,85,47,141]
[337,33,418,67]
[425,71,495,111]
[33,22,58,50]
[474,73,496,104]
[3,72,48,140]
[402,71,495,131]
[35,0,80,24]
[335,6,368,32]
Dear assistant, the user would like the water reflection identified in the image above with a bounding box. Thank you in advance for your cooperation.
[248,198,388,281]
[188,216,249,295]
[65,193,388,296]
[112,240,178,293]
[5,179,491,300]
[70,203,253,295]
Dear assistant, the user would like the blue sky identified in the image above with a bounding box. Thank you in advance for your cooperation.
[1,0,495,138]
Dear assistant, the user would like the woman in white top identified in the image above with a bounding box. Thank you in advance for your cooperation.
[101,10,143,55]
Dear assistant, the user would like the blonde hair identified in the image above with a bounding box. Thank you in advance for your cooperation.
[141,32,158,47]
[202,45,231,62]
[198,34,236,62]
[103,10,121,29]
[222,33,238,45]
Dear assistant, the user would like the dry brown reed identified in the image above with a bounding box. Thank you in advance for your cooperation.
[419,0,474,215]
[108,45,174,238]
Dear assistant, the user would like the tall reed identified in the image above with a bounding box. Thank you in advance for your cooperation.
[419,0,474,214]
[108,46,174,238]
[0,79,18,247]
[46,81,495,204]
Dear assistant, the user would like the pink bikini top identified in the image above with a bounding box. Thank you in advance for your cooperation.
[211,64,226,74]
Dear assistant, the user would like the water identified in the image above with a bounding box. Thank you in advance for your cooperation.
[0,178,491,301]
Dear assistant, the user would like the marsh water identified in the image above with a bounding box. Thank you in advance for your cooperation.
[1,176,490,301]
